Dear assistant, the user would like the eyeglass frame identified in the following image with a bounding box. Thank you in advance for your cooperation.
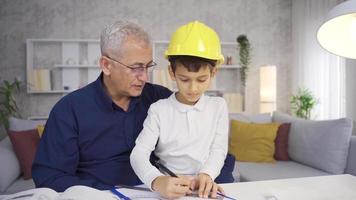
[104,55,156,75]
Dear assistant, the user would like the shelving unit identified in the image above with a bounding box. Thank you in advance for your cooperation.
[26,39,101,93]
[26,39,243,118]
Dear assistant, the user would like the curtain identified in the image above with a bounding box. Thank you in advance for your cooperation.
[292,0,346,120]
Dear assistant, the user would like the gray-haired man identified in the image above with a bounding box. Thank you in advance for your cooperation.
[32,21,172,191]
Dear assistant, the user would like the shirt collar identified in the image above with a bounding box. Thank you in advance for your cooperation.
[94,73,114,111]
[169,93,207,112]
[94,73,141,112]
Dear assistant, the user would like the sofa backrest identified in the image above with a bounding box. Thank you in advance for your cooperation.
[272,112,355,174]
[346,136,356,176]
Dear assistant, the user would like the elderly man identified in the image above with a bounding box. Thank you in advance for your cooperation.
[32,21,174,191]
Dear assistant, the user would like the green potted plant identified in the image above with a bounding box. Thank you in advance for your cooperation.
[237,35,251,111]
[0,79,20,130]
[290,88,317,119]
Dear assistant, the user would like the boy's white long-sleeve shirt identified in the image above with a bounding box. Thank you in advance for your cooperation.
[130,93,229,188]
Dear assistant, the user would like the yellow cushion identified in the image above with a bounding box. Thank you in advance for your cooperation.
[229,120,279,163]
[37,124,45,137]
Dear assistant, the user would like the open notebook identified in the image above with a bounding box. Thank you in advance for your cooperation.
[0,185,117,200]
[0,185,222,200]
[115,186,222,199]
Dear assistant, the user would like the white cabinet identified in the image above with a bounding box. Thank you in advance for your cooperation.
[26,39,243,114]
[26,39,101,93]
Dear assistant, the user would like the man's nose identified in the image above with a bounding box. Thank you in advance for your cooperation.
[137,70,149,82]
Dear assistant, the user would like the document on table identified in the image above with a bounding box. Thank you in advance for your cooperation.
[116,187,223,199]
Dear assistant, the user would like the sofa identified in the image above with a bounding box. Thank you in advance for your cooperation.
[0,136,35,194]
[1,113,356,194]
[0,117,44,195]
[230,112,356,182]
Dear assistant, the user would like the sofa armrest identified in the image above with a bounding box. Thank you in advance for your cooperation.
[346,136,356,176]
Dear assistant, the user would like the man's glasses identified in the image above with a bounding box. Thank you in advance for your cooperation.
[105,56,156,75]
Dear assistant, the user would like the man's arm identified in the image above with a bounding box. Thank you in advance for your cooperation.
[32,99,110,192]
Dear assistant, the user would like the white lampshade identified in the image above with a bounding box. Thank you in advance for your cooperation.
[317,0,356,59]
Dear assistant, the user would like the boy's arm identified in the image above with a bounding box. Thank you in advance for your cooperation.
[130,105,163,189]
[199,99,229,180]
[131,103,194,199]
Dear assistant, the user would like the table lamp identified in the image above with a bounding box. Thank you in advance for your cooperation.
[317,0,356,59]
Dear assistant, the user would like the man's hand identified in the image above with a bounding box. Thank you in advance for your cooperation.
[193,173,225,198]
[152,175,192,199]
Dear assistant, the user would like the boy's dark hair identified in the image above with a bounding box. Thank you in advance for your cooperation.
[168,55,217,73]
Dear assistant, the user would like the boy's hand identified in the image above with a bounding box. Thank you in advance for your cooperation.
[152,175,192,199]
[194,173,225,198]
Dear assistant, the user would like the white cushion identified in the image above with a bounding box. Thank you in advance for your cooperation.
[0,141,21,193]
[8,117,45,131]
[0,136,13,150]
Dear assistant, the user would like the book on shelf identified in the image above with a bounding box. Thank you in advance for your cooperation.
[223,92,243,113]
[32,68,51,91]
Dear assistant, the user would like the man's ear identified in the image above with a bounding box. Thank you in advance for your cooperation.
[168,65,176,81]
[211,67,218,78]
[100,56,112,76]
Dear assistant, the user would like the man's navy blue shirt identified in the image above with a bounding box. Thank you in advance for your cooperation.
[32,75,171,191]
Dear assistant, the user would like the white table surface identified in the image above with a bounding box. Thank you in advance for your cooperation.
[221,174,356,200]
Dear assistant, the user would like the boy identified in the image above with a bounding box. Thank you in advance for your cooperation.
[130,21,229,199]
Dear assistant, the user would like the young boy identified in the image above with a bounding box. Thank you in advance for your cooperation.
[130,21,229,199]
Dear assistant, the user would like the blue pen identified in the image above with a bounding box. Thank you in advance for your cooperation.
[110,187,131,200]
[154,160,237,200]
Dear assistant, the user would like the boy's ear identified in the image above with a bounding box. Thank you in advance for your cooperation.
[100,56,112,76]
[168,65,176,81]
[211,67,218,77]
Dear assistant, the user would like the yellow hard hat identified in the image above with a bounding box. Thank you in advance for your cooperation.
[165,21,224,65]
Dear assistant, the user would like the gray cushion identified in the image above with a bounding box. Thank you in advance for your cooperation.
[273,112,353,174]
[229,113,272,123]
[272,111,300,123]
[0,141,21,193]
[345,136,356,176]
[237,161,329,182]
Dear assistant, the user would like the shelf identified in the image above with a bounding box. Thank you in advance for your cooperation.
[28,116,49,120]
[28,89,72,94]
[220,64,240,69]
[27,38,99,43]
[54,64,99,68]
[207,89,226,92]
